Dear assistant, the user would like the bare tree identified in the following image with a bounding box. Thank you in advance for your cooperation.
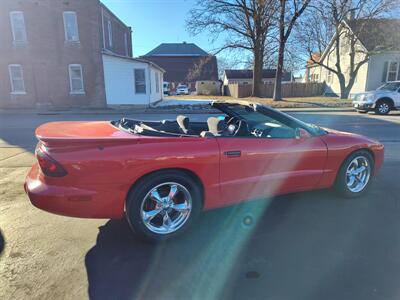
[299,0,399,99]
[273,0,311,101]
[185,56,217,82]
[216,56,243,79]
[187,0,277,97]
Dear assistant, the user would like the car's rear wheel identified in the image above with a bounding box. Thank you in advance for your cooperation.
[126,170,202,242]
[375,100,391,115]
[334,150,374,198]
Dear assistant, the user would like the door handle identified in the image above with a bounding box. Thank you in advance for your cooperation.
[224,150,241,157]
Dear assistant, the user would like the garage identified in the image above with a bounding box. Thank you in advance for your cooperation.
[102,53,165,106]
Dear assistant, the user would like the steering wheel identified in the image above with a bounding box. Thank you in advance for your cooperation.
[226,116,249,136]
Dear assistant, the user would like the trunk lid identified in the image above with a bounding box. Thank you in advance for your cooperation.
[36,121,137,145]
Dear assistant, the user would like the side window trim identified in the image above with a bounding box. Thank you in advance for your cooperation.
[10,11,27,43]
[8,64,26,94]
[387,61,399,82]
[68,64,85,94]
[134,68,146,94]
[63,11,80,42]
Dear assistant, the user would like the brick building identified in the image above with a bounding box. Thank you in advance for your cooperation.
[0,0,132,109]
[141,42,218,92]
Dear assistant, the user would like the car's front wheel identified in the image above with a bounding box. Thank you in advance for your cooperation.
[375,100,391,115]
[126,170,202,242]
[334,150,374,198]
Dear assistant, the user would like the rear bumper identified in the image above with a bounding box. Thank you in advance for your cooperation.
[25,164,125,219]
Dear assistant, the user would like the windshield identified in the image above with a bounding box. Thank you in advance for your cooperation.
[378,82,400,91]
[218,103,327,136]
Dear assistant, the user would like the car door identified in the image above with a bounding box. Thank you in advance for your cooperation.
[215,134,327,207]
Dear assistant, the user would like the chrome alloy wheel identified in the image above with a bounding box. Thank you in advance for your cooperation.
[346,156,371,193]
[140,182,192,234]
[378,102,390,114]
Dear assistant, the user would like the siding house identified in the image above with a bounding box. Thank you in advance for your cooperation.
[0,0,163,109]
[141,42,218,92]
[305,19,400,97]
[103,54,164,105]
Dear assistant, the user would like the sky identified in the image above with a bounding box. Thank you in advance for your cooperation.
[101,0,215,57]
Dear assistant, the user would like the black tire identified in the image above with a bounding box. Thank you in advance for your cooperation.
[125,170,202,242]
[357,110,368,114]
[374,99,391,115]
[334,150,374,198]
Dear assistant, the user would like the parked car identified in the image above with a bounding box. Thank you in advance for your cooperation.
[352,81,400,115]
[163,82,170,96]
[176,84,189,95]
[25,101,384,242]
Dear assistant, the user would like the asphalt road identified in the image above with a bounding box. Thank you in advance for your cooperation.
[1,110,400,300]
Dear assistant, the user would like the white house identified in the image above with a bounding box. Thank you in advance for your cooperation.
[306,19,400,97]
[103,53,165,105]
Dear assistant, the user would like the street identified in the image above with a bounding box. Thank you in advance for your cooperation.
[1,110,400,300]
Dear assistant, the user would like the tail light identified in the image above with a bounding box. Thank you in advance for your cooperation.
[36,148,67,177]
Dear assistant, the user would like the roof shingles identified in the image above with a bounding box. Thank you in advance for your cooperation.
[347,19,400,52]
[144,43,209,56]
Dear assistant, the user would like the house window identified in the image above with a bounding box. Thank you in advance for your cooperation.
[10,11,27,43]
[387,61,398,82]
[107,20,113,48]
[8,64,25,94]
[134,69,146,94]
[327,70,332,83]
[68,64,84,94]
[63,12,79,42]
[124,32,128,56]
[155,72,160,93]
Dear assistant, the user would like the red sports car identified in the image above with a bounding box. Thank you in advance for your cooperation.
[25,101,384,241]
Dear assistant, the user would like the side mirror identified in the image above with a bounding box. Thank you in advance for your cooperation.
[295,128,311,140]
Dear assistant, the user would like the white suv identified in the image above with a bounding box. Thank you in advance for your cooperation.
[352,81,400,115]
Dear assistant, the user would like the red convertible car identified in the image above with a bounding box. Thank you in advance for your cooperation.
[25,101,384,241]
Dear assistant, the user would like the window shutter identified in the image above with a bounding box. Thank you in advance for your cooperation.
[382,61,388,82]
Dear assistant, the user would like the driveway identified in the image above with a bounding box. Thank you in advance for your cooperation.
[1,110,400,300]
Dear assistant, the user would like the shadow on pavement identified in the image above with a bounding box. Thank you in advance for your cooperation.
[85,195,291,300]
[85,175,400,300]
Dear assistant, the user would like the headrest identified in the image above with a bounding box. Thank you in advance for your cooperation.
[207,117,225,134]
[177,115,190,130]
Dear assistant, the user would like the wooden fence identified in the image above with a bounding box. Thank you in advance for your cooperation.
[225,82,325,98]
